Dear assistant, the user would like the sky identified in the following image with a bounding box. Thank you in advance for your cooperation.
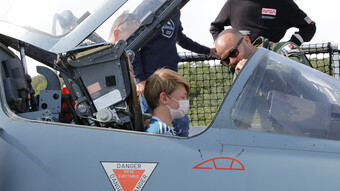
[178,0,340,51]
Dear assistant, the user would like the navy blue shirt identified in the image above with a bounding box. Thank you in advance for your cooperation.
[133,0,210,83]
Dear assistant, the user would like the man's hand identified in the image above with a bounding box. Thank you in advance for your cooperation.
[137,80,146,97]
[209,48,220,59]
[235,59,248,72]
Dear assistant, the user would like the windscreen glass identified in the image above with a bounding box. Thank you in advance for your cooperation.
[232,51,340,140]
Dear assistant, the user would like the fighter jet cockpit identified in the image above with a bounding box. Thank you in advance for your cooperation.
[3,0,340,190]
[230,49,340,140]
[0,0,189,131]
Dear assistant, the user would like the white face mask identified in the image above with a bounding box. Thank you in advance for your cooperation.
[167,96,190,119]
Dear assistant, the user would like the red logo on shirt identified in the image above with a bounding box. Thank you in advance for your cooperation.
[262,8,277,16]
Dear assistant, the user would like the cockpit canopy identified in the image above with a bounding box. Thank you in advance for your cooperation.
[231,49,340,140]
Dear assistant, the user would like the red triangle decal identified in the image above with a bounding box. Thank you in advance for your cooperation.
[113,169,146,191]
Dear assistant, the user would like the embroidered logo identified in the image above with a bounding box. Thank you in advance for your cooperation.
[262,8,277,16]
[281,44,294,53]
[161,19,175,38]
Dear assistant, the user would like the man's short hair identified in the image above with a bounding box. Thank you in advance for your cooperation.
[216,28,243,42]
[108,11,140,41]
[144,68,190,111]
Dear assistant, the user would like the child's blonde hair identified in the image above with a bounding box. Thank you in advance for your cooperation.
[144,68,190,110]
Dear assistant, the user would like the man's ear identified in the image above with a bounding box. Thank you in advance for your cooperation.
[113,28,120,42]
[244,35,252,45]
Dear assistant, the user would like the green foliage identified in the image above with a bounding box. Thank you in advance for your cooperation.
[309,57,332,75]
[178,62,232,126]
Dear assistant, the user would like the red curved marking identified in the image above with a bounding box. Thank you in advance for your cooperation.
[192,158,215,170]
[193,157,245,171]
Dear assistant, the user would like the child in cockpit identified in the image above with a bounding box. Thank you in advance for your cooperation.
[143,68,190,136]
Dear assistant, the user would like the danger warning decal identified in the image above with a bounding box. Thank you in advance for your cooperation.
[101,162,158,191]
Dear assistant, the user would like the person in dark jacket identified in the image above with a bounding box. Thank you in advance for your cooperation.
[132,0,217,137]
[210,0,316,46]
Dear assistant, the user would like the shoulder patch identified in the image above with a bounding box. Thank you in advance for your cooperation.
[161,19,175,38]
[304,16,313,24]
[281,44,293,53]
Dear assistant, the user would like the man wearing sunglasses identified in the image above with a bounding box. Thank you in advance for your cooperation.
[215,28,311,76]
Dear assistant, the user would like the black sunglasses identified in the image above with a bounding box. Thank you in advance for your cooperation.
[220,37,243,66]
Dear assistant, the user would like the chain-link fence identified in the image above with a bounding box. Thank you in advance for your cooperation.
[178,43,340,126]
